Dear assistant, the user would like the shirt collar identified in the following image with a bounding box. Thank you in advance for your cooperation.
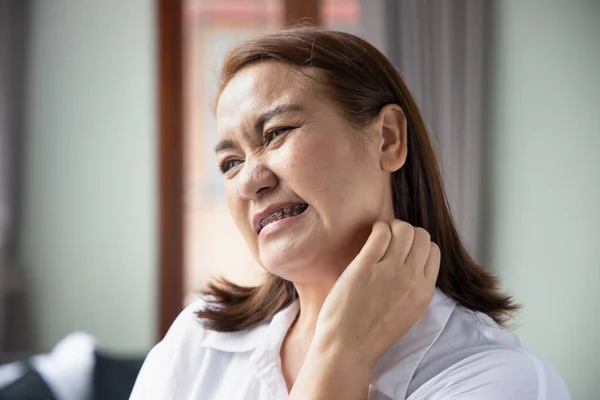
[201,289,455,399]
[200,301,299,353]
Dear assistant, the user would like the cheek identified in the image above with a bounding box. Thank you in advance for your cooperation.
[278,130,368,208]
[225,183,260,253]
[225,183,248,231]
[282,133,343,188]
[225,181,237,212]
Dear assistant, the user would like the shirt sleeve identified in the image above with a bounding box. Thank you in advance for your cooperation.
[129,298,208,400]
[410,349,570,400]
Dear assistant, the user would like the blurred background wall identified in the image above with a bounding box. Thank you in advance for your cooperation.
[18,0,157,354]
[488,1,600,398]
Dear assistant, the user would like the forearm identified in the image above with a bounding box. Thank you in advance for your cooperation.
[288,337,372,400]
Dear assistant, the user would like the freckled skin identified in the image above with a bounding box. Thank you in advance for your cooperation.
[216,61,395,286]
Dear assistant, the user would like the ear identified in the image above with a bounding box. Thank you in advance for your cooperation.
[375,104,407,172]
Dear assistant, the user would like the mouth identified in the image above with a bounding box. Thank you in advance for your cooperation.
[256,203,309,234]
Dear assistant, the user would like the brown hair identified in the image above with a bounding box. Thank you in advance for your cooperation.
[198,26,518,331]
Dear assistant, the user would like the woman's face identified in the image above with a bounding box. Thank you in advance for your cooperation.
[215,62,395,284]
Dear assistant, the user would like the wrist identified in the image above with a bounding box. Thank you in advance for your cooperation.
[289,334,373,400]
[310,331,377,371]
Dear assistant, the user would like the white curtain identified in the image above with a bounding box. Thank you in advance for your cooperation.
[0,0,29,354]
[359,0,490,261]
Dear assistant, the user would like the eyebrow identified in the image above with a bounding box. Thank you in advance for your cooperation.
[214,104,305,154]
[213,139,238,154]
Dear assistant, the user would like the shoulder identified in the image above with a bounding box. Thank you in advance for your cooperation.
[412,348,570,400]
[410,303,571,400]
[130,297,210,399]
[165,296,210,341]
[151,296,210,358]
[408,304,570,400]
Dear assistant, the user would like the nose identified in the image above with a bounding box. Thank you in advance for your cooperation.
[237,156,277,200]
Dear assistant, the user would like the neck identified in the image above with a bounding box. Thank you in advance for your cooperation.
[291,274,339,338]
[286,221,381,337]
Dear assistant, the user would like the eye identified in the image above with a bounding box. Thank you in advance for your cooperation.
[264,126,293,145]
[218,158,242,174]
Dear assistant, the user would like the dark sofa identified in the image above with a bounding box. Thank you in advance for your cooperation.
[0,351,146,400]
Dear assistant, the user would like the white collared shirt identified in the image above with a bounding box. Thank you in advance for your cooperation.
[130,290,570,399]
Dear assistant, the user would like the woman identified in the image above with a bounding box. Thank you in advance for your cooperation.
[131,27,569,399]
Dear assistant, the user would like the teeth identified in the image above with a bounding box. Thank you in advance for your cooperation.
[259,204,308,230]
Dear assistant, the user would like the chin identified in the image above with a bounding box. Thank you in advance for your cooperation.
[258,245,346,284]
[258,250,306,281]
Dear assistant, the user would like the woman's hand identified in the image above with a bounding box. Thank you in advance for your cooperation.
[288,220,440,400]
[314,220,441,368]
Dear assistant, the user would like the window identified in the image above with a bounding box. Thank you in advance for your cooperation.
[159,0,360,337]
[183,1,285,305]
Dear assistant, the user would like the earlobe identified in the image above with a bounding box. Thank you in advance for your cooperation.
[378,104,408,172]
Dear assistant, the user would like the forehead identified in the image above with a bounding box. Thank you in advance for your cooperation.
[216,62,317,134]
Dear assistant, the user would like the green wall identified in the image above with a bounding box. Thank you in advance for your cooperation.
[488,1,600,398]
[19,0,157,354]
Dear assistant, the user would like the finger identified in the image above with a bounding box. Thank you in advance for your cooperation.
[382,220,414,264]
[356,221,392,264]
[424,242,441,281]
[404,228,431,272]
